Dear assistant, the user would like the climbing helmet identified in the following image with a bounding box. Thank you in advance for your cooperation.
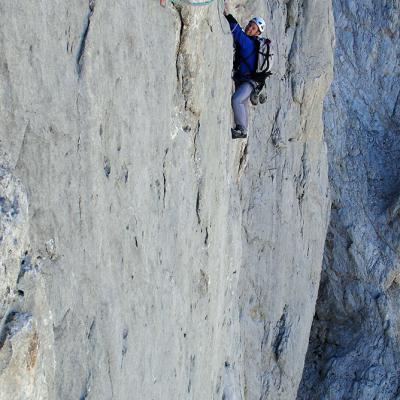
[250,16,266,33]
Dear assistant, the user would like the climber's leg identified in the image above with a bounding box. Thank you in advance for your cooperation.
[231,82,253,132]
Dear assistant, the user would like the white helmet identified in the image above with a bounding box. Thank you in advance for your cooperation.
[250,16,266,34]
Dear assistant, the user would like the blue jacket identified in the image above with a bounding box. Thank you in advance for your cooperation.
[225,14,258,82]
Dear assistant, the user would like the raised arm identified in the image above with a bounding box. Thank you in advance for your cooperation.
[224,14,254,53]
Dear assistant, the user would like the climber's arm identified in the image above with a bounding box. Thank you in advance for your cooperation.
[224,14,253,52]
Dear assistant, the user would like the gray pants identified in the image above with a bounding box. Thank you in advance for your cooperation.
[231,82,253,131]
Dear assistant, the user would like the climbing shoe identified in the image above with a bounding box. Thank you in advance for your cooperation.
[259,92,267,104]
[231,126,247,139]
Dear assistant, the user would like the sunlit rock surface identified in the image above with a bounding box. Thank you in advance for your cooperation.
[0,0,333,398]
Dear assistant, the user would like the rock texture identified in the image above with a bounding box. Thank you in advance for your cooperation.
[0,0,333,399]
[299,1,400,399]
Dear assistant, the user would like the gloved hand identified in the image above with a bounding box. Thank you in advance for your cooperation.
[250,87,267,106]
[223,1,231,16]
[250,90,259,106]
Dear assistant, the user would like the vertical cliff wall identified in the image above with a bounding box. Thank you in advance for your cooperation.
[0,1,333,399]
[299,1,400,399]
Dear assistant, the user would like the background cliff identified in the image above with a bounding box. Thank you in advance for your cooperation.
[299,0,400,399]
[0,0,333,399]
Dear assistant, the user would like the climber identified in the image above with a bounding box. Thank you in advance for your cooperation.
[223,5,268,139]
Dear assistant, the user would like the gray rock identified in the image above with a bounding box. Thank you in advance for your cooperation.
[0,0,333,399]
[299,1,400,399]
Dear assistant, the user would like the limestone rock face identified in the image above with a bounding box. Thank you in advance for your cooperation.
[299,1,400,399]
[0,1,333,399]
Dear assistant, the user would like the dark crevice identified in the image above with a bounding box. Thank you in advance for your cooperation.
[391,89,400,118]
[273,305,289,361]
[193,121,200,162]
[76,0,96,77]
[163,171,167,205]
[53,308,71,340]
[79,370,92,400]
[107,351,114,398]
[196,188,201,225]
[87,319,96,340]
[174,4,184,86]
[124,169,129,184]
[0,311,32,350]
[104,157,111,178]
[17,253,36,284]
[187,354,196,393]
[78,195,83,226]
[162,149,168,207]
[121,328,128,369]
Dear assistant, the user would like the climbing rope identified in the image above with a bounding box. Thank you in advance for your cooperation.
[162,0,231,35]
[170,0,216,5]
